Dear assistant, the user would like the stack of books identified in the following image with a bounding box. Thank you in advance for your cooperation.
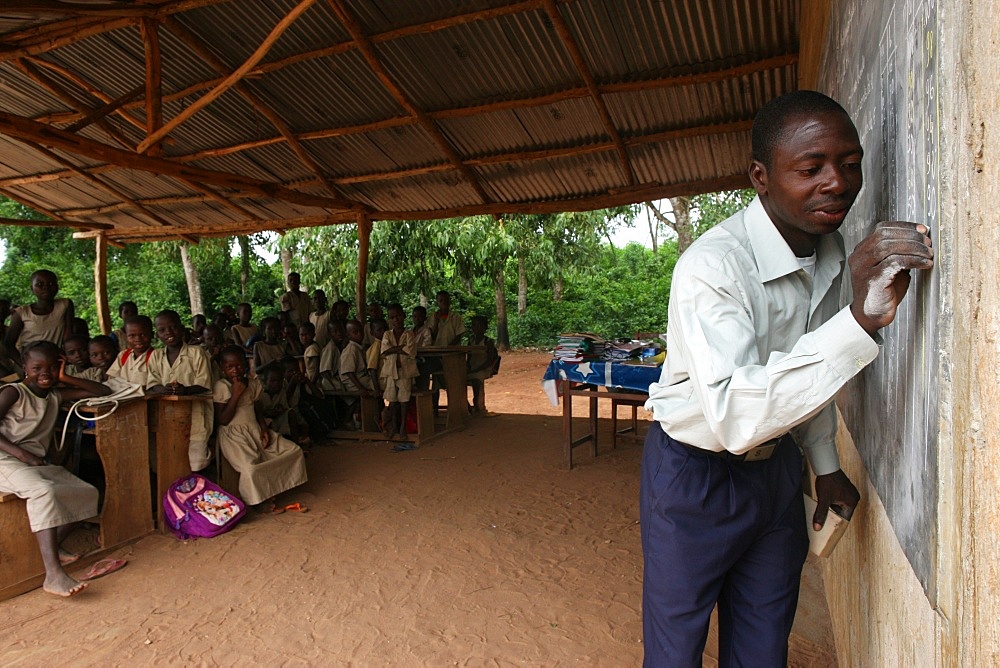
[553,332,606,363]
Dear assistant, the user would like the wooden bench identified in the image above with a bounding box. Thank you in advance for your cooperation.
[0,492,45,600]
[323,389,438,445]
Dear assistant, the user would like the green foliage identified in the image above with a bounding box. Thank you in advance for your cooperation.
[691,188,756,237]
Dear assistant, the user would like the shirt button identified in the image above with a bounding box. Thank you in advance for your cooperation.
[855,357,866,369]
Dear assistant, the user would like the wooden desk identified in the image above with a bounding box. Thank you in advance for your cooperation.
[559,379,649,469]
[0,398,153,601]
[147,394,212,532]
[418,346,473,431]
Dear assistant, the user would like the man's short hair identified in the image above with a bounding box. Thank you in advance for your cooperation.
[751,90,851,168]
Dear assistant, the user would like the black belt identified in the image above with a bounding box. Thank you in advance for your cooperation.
[675,434,792,462]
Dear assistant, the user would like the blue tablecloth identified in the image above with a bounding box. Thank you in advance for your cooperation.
[541,358,662,406]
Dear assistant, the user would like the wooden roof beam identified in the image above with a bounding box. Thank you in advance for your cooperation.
[1,2,159,18]
[326,0,492,205]
[163,15,346,200]
[14,58,137,150]
[140,18,164,157]
[72,213,353,242]
[0,110,369,212]
[27,56,147,133]
[64,84,145,133]
[0,186,108,231]
[135,0,318,154]
[543,0,634,187]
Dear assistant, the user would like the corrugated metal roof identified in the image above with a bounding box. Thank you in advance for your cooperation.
[0,0,799,242]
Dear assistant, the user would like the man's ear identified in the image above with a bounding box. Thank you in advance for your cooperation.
[748,160,768,196]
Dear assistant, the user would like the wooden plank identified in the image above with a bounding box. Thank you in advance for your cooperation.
[799,0,832,90]
[0,494,45,599]
[147,396,195,532]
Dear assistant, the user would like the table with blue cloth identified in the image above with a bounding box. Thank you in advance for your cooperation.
[541,359,662,468]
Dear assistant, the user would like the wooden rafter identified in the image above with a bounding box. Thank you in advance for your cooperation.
[0,186,107,230]
[543,0,634,187]
[23,141,174,229]
[14,58,136,150]
[0,111,369,212]
[325,0,492,205]
[64,84,144,133]
[27,56,147,133]
[135,0,318,154]
[140,18,164,157]
[73,213,352,242]
[162,16,345,199]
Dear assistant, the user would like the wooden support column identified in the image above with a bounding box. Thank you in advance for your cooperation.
[94,233,112,334]
[356,215,372,318]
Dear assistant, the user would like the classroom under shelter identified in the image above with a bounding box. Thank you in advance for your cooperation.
[0,0,998,664]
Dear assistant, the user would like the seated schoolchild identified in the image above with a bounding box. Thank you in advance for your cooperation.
[188,313,207,346]
[252,317,285,375]
[466,315,501,414]
[230,303,258,350]
[200,324,224,385]
[212,311,235,346]
[110,301,137,350]
[0,341,110,596]
[106,315,154,386]
[339,320,375,428]
[84,335,118,383]
[281,356,333,443]
[62,335,91,377]
[381,304,418,440]
[213,346,307,511]
[366,318,387,416]
[4,269,74,355]
[258,365,307,444]
[282,321,303,358]
[299,322,321,384]
[146,310,214,471]
[70,318,89,340]
[319,320,346,393]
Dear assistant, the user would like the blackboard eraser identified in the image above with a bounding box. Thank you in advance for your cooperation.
[804,494,851,558]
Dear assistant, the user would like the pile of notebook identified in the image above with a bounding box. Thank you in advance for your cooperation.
[553,333,606,363]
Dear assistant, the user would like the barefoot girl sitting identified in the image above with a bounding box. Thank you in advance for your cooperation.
[214,346,307,511]
[0,342,110,597]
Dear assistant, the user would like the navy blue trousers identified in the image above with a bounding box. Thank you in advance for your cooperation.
[640,424,808,667]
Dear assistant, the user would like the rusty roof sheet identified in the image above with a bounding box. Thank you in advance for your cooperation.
[0,0,800,242]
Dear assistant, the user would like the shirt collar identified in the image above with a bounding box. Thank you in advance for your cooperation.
[744,195,845,283]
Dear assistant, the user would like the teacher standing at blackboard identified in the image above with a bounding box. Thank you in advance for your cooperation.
[640,90,934,667]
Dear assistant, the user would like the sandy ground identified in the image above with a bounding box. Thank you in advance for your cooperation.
[0,351,835,666]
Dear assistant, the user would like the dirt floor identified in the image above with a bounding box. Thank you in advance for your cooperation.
[0,350,836,666]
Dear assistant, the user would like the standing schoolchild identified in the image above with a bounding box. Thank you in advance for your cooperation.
[0,341,110,596]
[200,324,225,385]
[188,314,207,345]
[106,315,155,386]
[230,303,258,350]
[4,270,74,355]
[252,317,285,375]
[380,304,418,440]
[213,346,307,510]
[309,290,331,349]
[146,310,214,472]
[339,320,375,428]
[110,301,137,351]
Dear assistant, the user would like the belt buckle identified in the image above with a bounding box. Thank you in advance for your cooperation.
[742,442,777,462]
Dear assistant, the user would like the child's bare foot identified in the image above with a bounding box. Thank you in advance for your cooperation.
[43,571,87,597]
[58,548,81,566]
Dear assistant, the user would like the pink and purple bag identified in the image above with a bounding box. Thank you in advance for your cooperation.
[163,474,245,539]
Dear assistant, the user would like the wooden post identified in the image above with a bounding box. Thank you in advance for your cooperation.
[94,233,112,334]
[356,215,372,318]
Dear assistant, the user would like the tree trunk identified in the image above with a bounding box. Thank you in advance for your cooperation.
[553,276,564,302]
[238,235,250,297]
[179,242,203,317]
[280,246,292,284]
[517,256,527,315]
[669,196,694,254]
[646,205,658,254]
[494,267,510,351]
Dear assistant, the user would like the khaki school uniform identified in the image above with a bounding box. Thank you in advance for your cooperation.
[146,344,214,471]
[380,330,418,402]
[107,348,153,386]
[14,298,71,349]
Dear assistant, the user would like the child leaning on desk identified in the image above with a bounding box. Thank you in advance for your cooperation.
[0,341,110,597]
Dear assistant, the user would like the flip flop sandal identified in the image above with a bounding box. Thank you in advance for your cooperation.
[59,551,82,566]
[283,502,309,513]
[392,442,417,452]
[80,558,127,581]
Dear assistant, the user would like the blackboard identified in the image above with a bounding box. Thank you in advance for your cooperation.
[819,0,940,598]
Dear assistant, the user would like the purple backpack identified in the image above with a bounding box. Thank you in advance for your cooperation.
[163,474,246,539]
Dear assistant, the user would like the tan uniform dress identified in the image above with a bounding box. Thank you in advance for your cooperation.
[146,344,214,471]
[213,377,307,505]
[0,384,98,531]
[366,340,383,391]
[106,348,153,386]
[309,311,331,348]
[319,341,344,393]
[339,340,373,392]
[253,341,285,373]
[430,311,465,347]
[467,334,498,381]
[303,343,321,383]
[380,330,418,402]
[14,298,71,349]
[280,291,312,326]
[230,324,258,349]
